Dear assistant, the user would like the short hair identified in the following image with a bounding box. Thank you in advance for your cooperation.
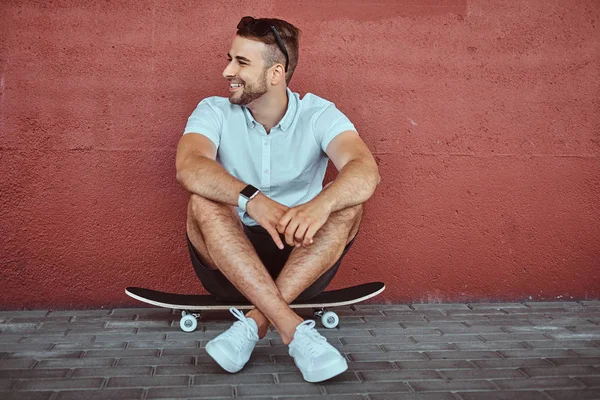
[236,18,302,85]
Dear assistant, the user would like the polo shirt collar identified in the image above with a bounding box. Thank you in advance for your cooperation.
[242,88,296,132]
[242,106,256,129]
[275,88,296,132]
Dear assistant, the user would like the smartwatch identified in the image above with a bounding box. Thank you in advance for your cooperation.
[238,184,260,211]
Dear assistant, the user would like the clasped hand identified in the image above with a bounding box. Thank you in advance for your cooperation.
[246,193,331,250]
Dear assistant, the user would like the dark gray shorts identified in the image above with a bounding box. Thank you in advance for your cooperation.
[187,224,357,303]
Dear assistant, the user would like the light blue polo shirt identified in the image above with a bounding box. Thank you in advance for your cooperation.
[183,88,357,226]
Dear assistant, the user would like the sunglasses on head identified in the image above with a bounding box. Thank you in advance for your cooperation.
[237,16,289,72]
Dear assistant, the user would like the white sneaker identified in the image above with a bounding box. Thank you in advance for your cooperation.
[288,320,348,382]
[205,307,259,373]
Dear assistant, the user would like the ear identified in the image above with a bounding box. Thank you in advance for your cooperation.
[269,64,286,85]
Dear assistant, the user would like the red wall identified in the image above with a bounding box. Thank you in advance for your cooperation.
[1,1,599,309]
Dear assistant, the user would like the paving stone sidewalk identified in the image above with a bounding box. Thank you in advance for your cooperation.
[1,301,599,399]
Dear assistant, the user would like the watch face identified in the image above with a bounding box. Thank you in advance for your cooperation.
[241,185,258,198]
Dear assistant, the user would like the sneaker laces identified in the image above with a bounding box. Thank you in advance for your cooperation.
[294,320,329,359]
[220,307,258,349]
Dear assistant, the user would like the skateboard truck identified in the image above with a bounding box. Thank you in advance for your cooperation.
[179,309,339,332]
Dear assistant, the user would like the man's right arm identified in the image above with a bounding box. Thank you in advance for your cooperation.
[175,133,246,207]
[176,132,289,249]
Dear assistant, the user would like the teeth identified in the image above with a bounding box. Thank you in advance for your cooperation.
[230,83,242,87]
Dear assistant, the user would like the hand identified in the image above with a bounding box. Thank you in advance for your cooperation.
[246,193,289,250]
[277,198,332,248]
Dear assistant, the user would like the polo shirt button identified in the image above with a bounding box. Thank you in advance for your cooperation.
[264,169,269,174]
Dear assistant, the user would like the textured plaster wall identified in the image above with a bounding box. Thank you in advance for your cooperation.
[0,1,599,309]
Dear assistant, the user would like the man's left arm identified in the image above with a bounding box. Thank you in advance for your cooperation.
[314,130,381,213]
[277,130,380,247]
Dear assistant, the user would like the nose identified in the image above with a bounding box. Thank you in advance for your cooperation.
[222,61,238,80]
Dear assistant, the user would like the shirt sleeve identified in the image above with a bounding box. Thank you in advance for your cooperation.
[312,103,358,153]
[183,98,222,148]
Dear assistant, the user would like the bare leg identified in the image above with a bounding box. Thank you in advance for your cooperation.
[187,194,302,344]
[246,204,363,338]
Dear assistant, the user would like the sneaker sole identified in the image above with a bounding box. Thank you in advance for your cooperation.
[301,357,348,383]
[205,341,243,373]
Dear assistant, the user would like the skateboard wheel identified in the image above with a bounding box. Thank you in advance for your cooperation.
[321,311,339,329]
[180,314,198,332]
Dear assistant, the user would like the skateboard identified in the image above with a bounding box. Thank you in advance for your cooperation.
[125,282,385,332]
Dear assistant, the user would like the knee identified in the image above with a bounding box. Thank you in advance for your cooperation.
[187,194,209,219]
[334,203,363,222]
[187,194,235,225]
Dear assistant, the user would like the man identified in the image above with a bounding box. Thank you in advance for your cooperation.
[175,16,380,383]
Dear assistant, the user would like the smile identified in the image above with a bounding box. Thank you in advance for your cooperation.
[229,83,243,92]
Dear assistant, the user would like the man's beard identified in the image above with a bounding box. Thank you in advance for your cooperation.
[229,69,268,105]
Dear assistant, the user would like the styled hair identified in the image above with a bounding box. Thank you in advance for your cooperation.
[236,18,302,85]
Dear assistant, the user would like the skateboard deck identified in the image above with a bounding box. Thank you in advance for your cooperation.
[125,282,385,311]
[126,282,385,330]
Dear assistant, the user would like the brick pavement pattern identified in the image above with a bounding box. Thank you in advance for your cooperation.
[0,301,599,399]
